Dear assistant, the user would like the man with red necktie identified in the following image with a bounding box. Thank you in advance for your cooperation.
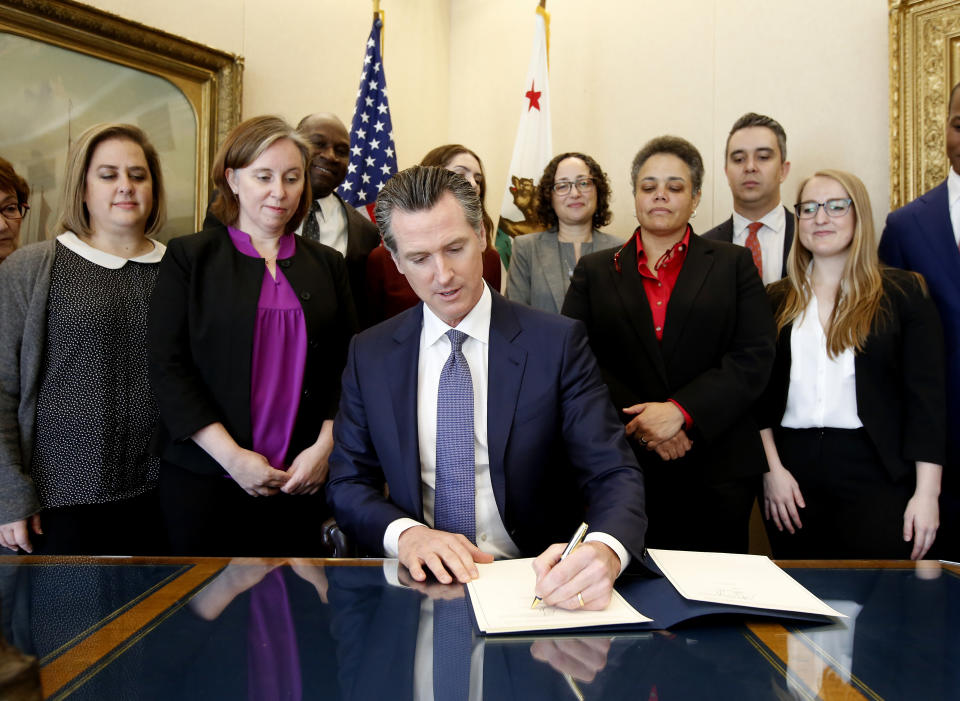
[704,112,793,284]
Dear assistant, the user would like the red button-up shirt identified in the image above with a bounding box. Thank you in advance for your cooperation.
[632,225,693,429]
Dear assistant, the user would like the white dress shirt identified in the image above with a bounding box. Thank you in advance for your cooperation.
[732,204,787,285]
[383,284,629,571]
[947,167,960,246]
[295,193,348,255]
[780,294,862,429]
[382,562,485,701]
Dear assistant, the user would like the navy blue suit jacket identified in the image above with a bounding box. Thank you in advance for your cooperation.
[326,290,647,560]
[879,180,960,468]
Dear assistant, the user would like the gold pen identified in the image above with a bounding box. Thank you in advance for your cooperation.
[531,521,589,608]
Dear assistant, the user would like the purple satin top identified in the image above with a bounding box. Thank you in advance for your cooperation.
[228,227,307,470]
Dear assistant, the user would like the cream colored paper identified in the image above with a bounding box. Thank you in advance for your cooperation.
[647,549,846,618]
[466,557,651,634]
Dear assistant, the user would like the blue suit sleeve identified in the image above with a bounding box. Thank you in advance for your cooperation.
[327,336,416,555]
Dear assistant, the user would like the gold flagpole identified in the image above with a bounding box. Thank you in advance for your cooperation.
[537,0,550,69]
[373,0,384,59]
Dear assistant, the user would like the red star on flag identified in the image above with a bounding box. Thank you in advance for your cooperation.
[525,80,542,112]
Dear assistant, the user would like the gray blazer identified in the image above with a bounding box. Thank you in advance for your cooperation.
[0,241,57,523]
[506,229,623,314]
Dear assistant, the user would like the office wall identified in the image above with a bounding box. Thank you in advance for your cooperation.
[77,0,890,233]
[449,0,891,236]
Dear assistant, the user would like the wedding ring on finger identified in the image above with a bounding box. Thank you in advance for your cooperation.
[577,591,585,608]
[639,435,648,445]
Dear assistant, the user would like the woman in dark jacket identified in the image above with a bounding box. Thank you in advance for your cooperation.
[149,115,357,556]
[562,136,777,554]
[758,169,944,559]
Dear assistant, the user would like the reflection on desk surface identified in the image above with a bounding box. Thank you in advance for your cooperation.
[0,557,957,700]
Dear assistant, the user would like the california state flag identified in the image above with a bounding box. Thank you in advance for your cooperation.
[495,5,553,269]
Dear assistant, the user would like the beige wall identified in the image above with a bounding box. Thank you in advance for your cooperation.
[78,0,890,234]
[451,0,890,237]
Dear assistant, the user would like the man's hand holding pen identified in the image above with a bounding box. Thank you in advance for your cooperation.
[532,541,620,611]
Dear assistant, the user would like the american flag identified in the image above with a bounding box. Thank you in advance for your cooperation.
[338,15,398,220]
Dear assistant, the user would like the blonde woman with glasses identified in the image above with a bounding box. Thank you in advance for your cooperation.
[759,169,945,560]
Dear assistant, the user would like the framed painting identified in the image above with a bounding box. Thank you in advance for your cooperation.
[0,0,242,243]
[890,0,960,208]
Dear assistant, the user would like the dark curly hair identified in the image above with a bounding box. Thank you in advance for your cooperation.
[536,152,612,231]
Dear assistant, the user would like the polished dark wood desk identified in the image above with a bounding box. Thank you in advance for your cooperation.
[1,557,957,700]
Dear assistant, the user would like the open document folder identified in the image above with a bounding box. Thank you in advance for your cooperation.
[466,558,651,634]
[466,550,844,635]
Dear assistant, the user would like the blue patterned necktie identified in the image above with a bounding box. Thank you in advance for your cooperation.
[432,329,475,701]
[433,329,476,542]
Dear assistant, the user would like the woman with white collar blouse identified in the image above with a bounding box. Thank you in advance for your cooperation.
[759,169,945,559]
[0,123,168,555]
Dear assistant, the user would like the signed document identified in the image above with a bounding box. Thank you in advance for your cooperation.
[466,558,651,634]
[647,549,846,618]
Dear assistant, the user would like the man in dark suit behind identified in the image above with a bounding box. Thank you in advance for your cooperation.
[327,166,647,610]
[703,112,794,284]
[879,83,960,558]
[296,113,380,326]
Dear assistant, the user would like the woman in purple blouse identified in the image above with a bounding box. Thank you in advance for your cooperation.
[149,116,357,556]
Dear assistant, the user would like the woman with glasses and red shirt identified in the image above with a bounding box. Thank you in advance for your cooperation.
[506,152,622,315]
[758,170,945,559]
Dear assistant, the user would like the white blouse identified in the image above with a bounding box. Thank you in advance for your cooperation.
[780,293,863,429]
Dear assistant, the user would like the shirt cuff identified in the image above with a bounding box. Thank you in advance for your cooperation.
[383,517,425,558]
[668,398,693,430]
[584,532,630,576]
[382,559,402,587]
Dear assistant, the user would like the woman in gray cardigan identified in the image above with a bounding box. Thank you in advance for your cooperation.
[506,152,622,314]
[0,123,167,555]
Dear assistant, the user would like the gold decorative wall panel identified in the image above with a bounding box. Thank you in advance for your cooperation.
[890,0,960,208]
[0,0,242,237]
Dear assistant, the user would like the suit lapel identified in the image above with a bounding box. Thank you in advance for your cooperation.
[917,182,960,283]
[781,206,794,279]
[337,193,363,262]
[612,236,670,385]
[535,232,567,312]
[389,306,426,519]
[718,217,734,242]
[660,234,714,361]
[487,293,526,515]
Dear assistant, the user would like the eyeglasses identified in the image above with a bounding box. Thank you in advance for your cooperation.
[553,178,595,195]
[794,198,853,219]
[0,202,29,221]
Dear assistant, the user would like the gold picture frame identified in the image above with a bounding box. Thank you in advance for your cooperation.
[0,0,242,238]
[889,0,960,209]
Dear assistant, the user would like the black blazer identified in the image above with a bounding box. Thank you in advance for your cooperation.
[337,194,382,328]
[148,223,358,475]
[758,269,947,481]
[203,195,380,327]
[702,206,795,280]
[561,231,777,483]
